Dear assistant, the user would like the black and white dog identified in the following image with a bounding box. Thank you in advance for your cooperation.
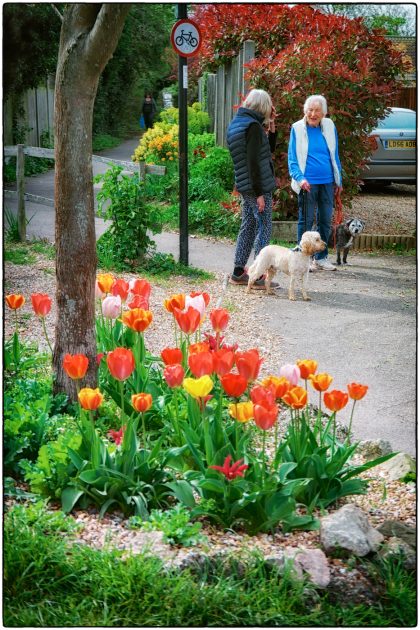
[331,218,365,265]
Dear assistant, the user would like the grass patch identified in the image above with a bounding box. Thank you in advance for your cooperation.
[4,503,417,628]
[31,240,55,260]
[4,243,36,265]
[92,134,122,152]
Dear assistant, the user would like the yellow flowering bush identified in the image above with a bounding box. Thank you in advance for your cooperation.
[132,122,179,164]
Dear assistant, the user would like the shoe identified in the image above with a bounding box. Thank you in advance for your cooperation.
[315,257,336,271]
[251,278,280,290]
[309,260,318,273]
[229,272,249,285]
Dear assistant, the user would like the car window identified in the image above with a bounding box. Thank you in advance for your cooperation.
[377,111,416,130]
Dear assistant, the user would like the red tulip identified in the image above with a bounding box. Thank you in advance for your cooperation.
[173,306,201,334]
[121,308,153,332]
[164,364,185,388]
[111,278,129,301]
[131,392,153,413]
[129,278,151,301]
[5,294,25,310]
[347,382,369,401]
[220,372,248,398]
[108,426,125,446]
[127,294,149,310]
[161,347,183,365]
[235,348,263,381]
[31,293,52,317]
[210,308,230,333]
[213,348,235,376]
[63,353,89,380]
[324,390,349,412]
[188,351,214,377]
[250,384,275,406]
[254,400,279,430]
[188,342,210,355]
[210,454,248,480]
[106,347,135,381]
[96,353,104,366]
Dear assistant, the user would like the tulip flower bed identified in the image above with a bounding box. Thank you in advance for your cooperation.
[5,276,394,536]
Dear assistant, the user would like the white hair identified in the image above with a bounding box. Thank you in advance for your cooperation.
[243,89,272,124]
[304,95,328,115]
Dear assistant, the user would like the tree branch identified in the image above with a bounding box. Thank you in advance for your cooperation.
[86,3,131,69]
[51,3,63,21]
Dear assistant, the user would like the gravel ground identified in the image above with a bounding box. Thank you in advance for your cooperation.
[349,183,416,235]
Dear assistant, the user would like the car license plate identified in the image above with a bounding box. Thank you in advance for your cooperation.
[384,139,416,149]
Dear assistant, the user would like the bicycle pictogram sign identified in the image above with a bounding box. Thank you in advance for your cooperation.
[171,19,202,58]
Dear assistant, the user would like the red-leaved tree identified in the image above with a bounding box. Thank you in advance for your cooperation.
[192,4,410,217]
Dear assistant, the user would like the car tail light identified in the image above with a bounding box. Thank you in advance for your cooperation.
[368,134,379,151]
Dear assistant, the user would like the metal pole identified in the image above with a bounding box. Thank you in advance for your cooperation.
[178,3,188,265]
[16,144,26,242]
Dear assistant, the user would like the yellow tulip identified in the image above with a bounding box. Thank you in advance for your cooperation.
[229,401,254,423]
[183,375,214,399]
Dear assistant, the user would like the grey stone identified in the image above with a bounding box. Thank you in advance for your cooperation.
[265,548,331,588]
[379,537,416,571]
[357,439,393,461]
[377,520,416,549]
[320,504,384,557]
[378,453,416,481]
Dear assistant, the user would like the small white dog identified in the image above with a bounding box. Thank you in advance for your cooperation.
[247,231,326,300]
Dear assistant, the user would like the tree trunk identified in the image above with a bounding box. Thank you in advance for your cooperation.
[53,4,130,399]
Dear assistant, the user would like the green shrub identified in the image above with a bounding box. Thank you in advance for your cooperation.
[95,165,162,269]
[128,505,207,547]
[159,102,210,134]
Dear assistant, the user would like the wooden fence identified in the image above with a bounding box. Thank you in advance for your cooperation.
[3,76,55,146]
[4,145,165,241]
[199,40,255,147]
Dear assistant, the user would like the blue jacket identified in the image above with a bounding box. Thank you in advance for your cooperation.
[226,107,276,195]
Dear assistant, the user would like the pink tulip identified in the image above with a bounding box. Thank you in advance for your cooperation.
[279,363,300,386]
[102,295,122,319]
[95,282,105,300]
[185,294,206,319]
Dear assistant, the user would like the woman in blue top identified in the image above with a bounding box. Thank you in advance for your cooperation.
[288,95,342,271]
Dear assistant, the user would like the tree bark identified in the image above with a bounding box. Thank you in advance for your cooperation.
[53,4,130,399]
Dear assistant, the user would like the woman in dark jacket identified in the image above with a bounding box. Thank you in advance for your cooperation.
[142,94,157,130]
[226,89,277,286]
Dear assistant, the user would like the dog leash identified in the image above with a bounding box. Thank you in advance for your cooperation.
[302,189,308,232]
[332,188,344,250]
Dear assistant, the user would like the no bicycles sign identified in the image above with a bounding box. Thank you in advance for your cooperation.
[170,18,202,57]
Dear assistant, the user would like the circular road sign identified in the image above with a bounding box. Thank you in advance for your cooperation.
[171,19,202,58]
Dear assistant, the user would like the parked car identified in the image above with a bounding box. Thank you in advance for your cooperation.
[360,107,416,185]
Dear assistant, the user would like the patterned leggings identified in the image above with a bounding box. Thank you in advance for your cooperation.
[234,192,273,268]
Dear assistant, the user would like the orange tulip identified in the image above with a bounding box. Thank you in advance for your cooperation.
[173,306,201,335]
[188,351,214,378]
[282,386,308,410]
[161,347,183,365]
[131,392,153,413]
[254,400,279,430]
[164,364,185,388]
[31,293,52,317]
[96,273,115,294]
[164,293,186,314]
[188,342,210,355]
[213,348,235,377]
[347,382,369,401]
[78,387,103,410]
[324,390,349,412]
[296,359,318,380]
[5,294,25,310]
[210,308,230,333]
[261,376,291,399]
[106,347,135,381]
[63,353,89,380]
[112,278,130,301]
[121,308,153,332]
[235,348,263,381]
[220,372,248,398]
[309,372,333,392]
[229,401,254,423]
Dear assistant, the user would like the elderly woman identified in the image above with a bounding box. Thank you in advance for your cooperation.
[288,95,342,271]
[227,89,278,286]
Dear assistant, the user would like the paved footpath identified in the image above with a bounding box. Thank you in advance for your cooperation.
[4,139,417,456]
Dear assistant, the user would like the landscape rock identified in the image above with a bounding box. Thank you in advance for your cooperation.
[377,520,416,549]
[378,537,416,571]
[320,504,384,557]
[265,547,331,588]
[356,439,393,461]
[377,452,416,481]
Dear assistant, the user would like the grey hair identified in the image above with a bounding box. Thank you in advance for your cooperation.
[243,89,272,124]
[304,95,328,115]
